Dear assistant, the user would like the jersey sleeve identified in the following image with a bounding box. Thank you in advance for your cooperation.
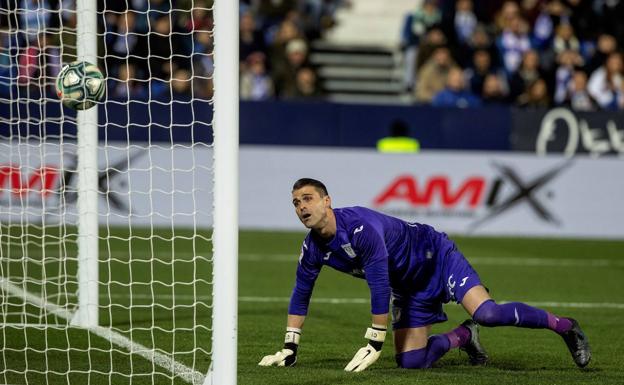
[288,240,321,315]
[353,224,391,315]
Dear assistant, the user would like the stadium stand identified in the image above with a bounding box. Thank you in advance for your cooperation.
[239,0,624,110]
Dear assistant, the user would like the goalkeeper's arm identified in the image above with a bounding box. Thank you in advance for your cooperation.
[344,313,388,372]
[258,314,305,367]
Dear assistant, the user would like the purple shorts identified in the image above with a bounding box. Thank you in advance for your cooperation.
[391,237,482,329]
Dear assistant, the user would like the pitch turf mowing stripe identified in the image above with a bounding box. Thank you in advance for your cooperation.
[0,278,206,384]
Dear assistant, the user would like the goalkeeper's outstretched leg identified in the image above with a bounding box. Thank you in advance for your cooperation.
[462,285,591,368]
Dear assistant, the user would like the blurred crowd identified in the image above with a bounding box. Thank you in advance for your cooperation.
[238,0,345,101]
[0,0,214,100]
[2,0,624,110]
[241,0,624,110]
[401,0,624,110]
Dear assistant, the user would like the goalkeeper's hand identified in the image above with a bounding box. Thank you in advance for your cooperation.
[344,324,387,372]
[258,328,300,367]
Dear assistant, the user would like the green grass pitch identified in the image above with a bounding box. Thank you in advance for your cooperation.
[1,229,623,384]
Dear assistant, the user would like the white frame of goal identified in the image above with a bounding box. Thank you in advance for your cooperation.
[70,0,239,383]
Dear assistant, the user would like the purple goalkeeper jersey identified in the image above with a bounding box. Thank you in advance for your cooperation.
[288,206,446,316]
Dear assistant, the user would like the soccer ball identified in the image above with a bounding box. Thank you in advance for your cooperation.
[55,61,105,110]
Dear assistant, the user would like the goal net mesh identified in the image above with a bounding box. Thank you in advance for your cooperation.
[0,1,214,384]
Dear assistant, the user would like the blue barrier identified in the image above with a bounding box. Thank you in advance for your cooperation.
[240,101,512,150]
[1,98,510,150]
[0,95,213,143]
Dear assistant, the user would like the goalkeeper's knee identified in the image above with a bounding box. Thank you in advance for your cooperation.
[395,335,450,369]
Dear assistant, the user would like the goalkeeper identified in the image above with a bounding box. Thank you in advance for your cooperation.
[259,178,591,371]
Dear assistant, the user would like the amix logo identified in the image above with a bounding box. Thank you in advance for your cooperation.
[0,150,144,214]
[0,166,59,198]
[373,161,572,228]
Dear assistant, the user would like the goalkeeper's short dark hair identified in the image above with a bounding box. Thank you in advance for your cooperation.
[292,178,329,197]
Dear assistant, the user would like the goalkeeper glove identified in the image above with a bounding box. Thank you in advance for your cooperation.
[344,324,387,372]
[258,327,300,367]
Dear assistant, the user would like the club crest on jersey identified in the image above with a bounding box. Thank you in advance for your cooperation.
[341,243,357,258]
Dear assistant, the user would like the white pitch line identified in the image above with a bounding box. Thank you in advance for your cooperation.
[239,253,624,267]
[96,293,624,310]
[0,278,206,385]
[6,248,623,267]
[239,296,624,310]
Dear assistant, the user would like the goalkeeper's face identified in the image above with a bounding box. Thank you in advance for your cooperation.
[292,186,331,230]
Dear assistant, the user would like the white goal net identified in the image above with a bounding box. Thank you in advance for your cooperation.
[0,0,237,384]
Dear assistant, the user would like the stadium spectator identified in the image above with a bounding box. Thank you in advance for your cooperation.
[0,30,11,91]
[108,63,147,100]
[240,11,267,64]
[272,38,312,97]
[481,73,510,104]
[105,11,140,75]
[58,0,77,62]
[508,49,543,100]
[452,0,477,46]
[566,70,596,111]
[493,1,521,33]
[456,24,498,68]
[567,0,599,41]
[287,66,323,99]
[432,67,481,107]
[553,49,583,105]
[401,0,443,90]
[269,19,305,72]
[585,34,618,75]
[598,0,624,45]
[187,0,213,32]
[401,0,442,49]
[20,0,53,41]
[415,46,458,103]
[143,13,174,80]
[517,78,551,107]
[552,22,580,57]
[240,52,275,101]
[413,27,449,73]
[587,52,624,110]
[16,32,60,91]
[496,15,531,75]
[170,68,193,99]
[256,0,298,32]
[531,0,570,50]
[299,0,344,39]
[464,49,494,95]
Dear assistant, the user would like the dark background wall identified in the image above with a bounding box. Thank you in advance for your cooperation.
[2,100,623,156]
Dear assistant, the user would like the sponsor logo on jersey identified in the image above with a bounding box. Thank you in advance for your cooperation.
[341,243,357,258]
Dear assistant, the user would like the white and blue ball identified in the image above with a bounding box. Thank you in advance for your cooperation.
[55,61,105,110]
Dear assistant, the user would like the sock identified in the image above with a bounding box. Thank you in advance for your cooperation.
[473,299,548,328]
[395,334,450,369]
[547,313,573,334]
[444,324,471,349]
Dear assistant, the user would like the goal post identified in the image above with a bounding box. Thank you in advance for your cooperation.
[71,0,99,329]
[208,0,239,383]
[0,0,238,383]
